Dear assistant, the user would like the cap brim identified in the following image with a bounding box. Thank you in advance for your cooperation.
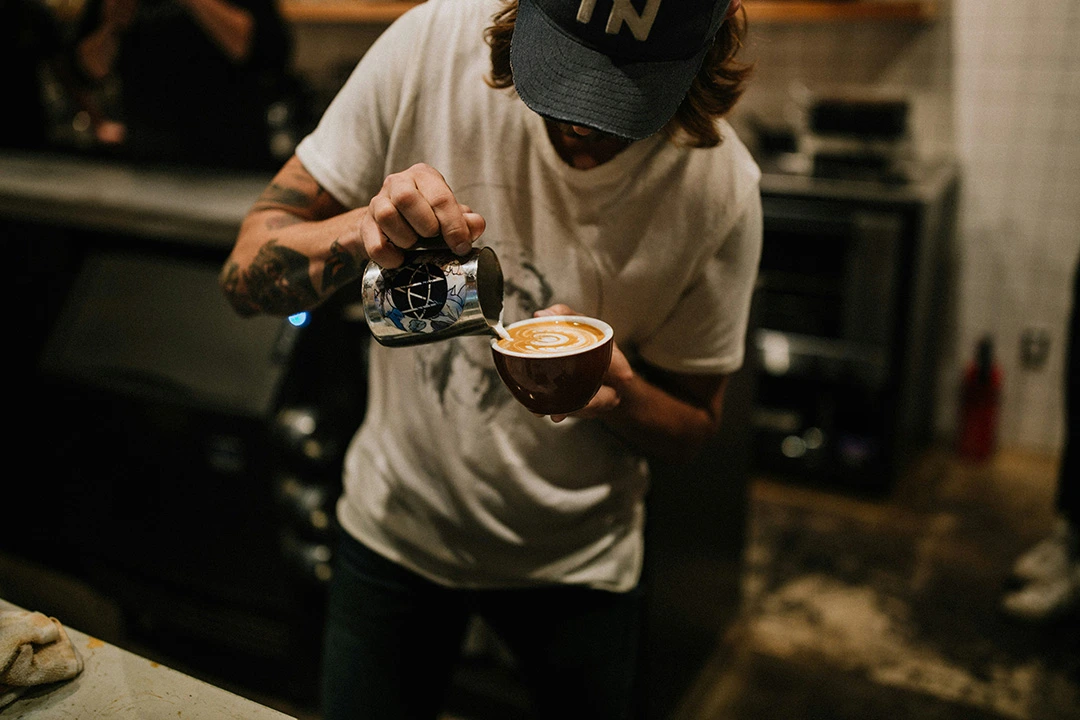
[510,0,714,141]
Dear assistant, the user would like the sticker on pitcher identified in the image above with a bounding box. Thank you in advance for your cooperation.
[371,260,469,335]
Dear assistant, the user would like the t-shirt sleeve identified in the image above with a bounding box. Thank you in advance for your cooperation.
[637,186,763,375]
[294,3,429,208]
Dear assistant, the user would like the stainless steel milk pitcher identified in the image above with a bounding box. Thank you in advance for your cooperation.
[361,237,504,347]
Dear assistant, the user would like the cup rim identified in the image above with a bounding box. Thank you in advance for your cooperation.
[490,314,613,359]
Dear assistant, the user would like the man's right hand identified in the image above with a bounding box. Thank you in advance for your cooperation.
[361,163,486,269]
[222,156,486,317]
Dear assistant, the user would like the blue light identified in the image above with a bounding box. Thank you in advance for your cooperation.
[288,312,310,328]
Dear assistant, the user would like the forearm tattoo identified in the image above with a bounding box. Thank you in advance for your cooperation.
[323,239,361,293]
[251,183,312,214]
[220,261,259,317]
[223,161,361,316]
[251,169,330,217]
[223,240,320,316]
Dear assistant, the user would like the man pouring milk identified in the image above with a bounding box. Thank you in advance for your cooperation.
[220,0,760,716]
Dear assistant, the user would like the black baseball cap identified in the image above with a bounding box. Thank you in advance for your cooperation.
[510,0,733,140]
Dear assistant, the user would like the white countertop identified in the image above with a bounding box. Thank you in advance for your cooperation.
[0,599,296,720]
[0,149,958,250]
[0,151,271,249]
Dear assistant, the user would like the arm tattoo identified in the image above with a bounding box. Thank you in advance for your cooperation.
[322,239,361,294]
[221,261,261,317]
[224,240,320,316]
[250,172,330,217]
[251,183,312,213]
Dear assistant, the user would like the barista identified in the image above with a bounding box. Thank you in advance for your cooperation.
[71,0,292,170]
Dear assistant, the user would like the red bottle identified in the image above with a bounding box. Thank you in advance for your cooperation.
[957,336,1003,461]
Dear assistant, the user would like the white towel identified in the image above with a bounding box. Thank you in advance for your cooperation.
[0,610,84,708]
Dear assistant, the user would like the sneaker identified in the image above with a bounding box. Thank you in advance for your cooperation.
[1001,561,1080,622]
[1010,519,1076,583]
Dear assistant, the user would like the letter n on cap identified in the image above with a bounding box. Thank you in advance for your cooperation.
[576,0,663,41]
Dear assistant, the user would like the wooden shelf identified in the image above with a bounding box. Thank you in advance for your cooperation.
[52,0,938,25]
[747,1,938,23]
[279,1,937,25]
[281,1,421,23]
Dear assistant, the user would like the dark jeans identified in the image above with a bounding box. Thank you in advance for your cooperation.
[1059,263,1080,524]
[320,531,643,720]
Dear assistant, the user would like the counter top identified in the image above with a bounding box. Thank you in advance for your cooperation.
[757,154,960,207]
[0,151,270,249]
[0,150,957,250]
[0,599,296,719]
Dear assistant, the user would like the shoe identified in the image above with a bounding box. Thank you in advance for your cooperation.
[1001,561,1080,622]
[1010,519,1076,583]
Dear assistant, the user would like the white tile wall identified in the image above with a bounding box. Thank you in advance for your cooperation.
[731,0,1080,455]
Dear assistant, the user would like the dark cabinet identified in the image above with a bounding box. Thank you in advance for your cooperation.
[9,224,368,702]
[752,162,959,489]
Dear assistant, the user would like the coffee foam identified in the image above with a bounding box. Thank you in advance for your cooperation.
[495,319,605,356]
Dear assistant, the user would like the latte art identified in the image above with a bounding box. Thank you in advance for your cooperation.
[491,315,613,414]
[496,320,605,355]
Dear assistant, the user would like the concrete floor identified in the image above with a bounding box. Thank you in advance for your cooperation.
[684,448,1080,720]
[3,447,1078,720]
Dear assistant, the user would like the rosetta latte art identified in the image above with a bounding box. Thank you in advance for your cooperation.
[497,320,605,355]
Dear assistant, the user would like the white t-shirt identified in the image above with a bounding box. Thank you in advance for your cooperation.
[296,0,762,592]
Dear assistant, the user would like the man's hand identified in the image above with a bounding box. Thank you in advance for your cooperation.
[361,163,486,269]
[533,304,634,423]
[529,304,729,462]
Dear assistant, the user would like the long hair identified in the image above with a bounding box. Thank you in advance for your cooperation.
[484,1,753,148]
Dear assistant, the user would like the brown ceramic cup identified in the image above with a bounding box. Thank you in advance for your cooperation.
[490,315,614,415]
